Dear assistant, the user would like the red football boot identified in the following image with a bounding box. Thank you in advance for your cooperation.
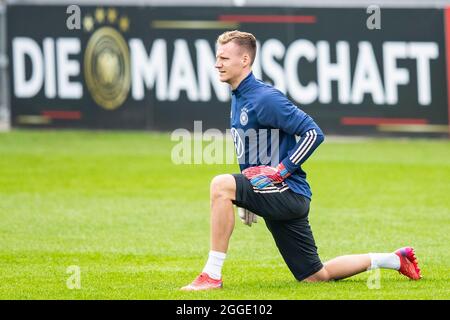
[180,272,223,291]
[395,247,422,280]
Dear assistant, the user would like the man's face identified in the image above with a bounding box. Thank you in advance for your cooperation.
[215,41,247,85]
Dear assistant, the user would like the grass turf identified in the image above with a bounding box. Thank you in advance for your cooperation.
[0,130,449,299]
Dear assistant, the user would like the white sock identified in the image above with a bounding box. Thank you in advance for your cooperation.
[368,253,400,270]
[202,250,226,280]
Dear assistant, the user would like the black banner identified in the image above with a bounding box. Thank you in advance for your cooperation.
[0,300,440,317]
[7,5,450,136]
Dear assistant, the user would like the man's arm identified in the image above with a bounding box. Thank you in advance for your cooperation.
[244,89,324,188]
[279,127,324,176]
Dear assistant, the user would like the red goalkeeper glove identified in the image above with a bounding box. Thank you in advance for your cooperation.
[242,163,291,189]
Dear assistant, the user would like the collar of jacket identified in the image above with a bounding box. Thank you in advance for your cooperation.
[231,71,255,97]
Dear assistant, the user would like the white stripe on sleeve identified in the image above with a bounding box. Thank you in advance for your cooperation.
[291,129,317,164]
[289,129,315,163]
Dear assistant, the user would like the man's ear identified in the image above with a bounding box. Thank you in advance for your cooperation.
[241,54,250,67]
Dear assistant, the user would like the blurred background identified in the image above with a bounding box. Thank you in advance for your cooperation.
[1,0,450,137]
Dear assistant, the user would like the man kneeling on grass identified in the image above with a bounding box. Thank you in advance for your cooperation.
[181,30,421,291]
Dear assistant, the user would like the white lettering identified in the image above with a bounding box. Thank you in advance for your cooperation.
[56,38,82,99]
[408,42,438,105]
[351,42,385,104]
[262,39,286,93]
[383,42,409,105]
[130,38,168,101]
[168,39,199,101]
[285,39,318,104]
[43,38,56,98]
[317,41,351,104]
[13,37,44,98]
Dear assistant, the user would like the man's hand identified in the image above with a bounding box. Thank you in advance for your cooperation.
[242,163,290,189]
[237,207,257,227]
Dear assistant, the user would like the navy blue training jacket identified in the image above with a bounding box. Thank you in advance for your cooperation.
[230,72,324,199]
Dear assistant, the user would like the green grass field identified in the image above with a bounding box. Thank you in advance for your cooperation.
[0,130,449,299]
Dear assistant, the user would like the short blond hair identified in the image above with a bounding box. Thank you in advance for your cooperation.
[217,30,257,65]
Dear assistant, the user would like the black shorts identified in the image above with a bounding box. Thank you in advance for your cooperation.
[232,174,323,281]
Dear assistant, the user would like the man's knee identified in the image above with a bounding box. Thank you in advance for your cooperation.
[303,267,331,283]
[210,174,236,201]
